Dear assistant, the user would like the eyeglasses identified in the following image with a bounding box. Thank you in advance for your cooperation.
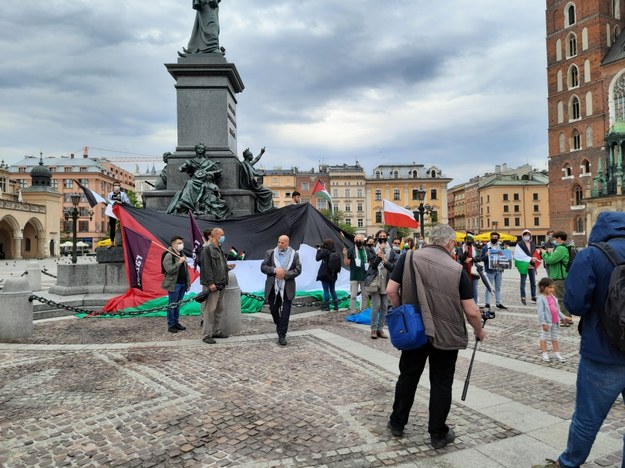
[393,242,401,245]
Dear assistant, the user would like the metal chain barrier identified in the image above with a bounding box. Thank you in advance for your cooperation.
[240,292,324,308]
[41,268,57,279]
[28,294,197,318]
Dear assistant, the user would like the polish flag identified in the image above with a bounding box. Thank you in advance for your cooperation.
[383,199,418,228]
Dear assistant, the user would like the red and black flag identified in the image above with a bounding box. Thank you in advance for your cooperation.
[188,211,204,271]
[122,227,152,290]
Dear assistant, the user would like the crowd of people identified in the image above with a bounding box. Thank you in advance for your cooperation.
[159,213,625,460]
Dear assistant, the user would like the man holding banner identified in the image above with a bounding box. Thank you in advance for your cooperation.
[161,236,190,333]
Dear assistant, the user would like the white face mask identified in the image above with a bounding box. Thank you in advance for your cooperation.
[175,243,184,252]
[523,235,530,241]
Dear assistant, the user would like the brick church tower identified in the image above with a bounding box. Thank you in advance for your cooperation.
[546,0,625,245]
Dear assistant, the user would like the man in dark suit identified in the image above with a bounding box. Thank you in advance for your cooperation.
[261,235,302,346]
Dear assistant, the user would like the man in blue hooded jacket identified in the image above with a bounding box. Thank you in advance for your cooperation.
[533,211,625,468]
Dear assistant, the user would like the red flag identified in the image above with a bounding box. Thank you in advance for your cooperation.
[188,212,204,270]
[383,199,418,228]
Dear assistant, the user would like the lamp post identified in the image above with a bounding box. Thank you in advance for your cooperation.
[64,193,93,264]
[413,187,427,239]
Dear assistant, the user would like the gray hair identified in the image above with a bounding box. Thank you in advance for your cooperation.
[428,224,456,247]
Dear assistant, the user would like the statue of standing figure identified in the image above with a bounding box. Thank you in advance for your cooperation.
[167,144,232,219]
[239,147,274,213]
[181,0,223,56]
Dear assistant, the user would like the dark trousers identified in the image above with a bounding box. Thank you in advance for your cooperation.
[389,342,459,438]
[108,217,117,242]
[268,288,292,338]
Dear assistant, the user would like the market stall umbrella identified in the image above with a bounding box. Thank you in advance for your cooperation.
[474,232,517,242]
[76,241,90,248]
[60,241,73,248]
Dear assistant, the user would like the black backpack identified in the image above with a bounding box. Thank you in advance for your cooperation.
[592,242,625,352]
[328,251,342,275]
[565,244,578,272]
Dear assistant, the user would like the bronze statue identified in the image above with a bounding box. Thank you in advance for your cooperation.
[239,147,274,213]
[182,0,223,56]
[167,144,231,218]
[154,152,171,190]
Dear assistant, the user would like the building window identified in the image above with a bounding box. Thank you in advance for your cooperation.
[79,167,87,173]
[375,189,382,201]
[301,182,309,191]
[504,218,510,227]
[375,170,381,179]
[79,221,89,233]
[570,95,580,119]
[559,132,566,152]
[582,27,589,49]
[572,129,581,150]
[514,217,520,227]
[613,72,625,121]
[357,188,363,197]
[272,191,279,198]
[586,126,593,147]
[50,179,58,189]
[581,159,591,174]
[345,204,351,212]
[503,194,508,201]
[534,217,540,226]
[333,189,339,198]
[513,193,520,201]
[357,218,364,228]
[316,199,327,210]
[393,188,400,200]
[512,204,519,212]
[430,189,438,200]
[272,177,278,184]
[567,32,577,57]
[574,185,583,205]
[412,189,419,200]
[569,66,579,89]
[345,188,351,198]
[18,167,26,173]
[503,205,509,213]
[356,202,362,212]
[533,193,539,201]
[563,163,573,177]
[575,215,585,233]
[392,170,399,179]
[566,4,576,26]
[586,91,593,115]
[345,218,352,226]
[534,204,539,212]
[411,169,418,178]
[375,211,382,224]
[584,59,591,83]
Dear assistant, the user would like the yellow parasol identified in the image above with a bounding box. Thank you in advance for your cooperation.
[473,232,518,242]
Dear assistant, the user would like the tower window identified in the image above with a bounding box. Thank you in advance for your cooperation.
[567,4,576,26]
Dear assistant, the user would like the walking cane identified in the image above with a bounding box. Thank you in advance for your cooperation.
[461,309,495,401]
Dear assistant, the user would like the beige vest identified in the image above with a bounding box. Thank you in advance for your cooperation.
[402,246,468,350]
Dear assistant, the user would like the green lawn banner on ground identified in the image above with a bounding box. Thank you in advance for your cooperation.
[76,290,350,318]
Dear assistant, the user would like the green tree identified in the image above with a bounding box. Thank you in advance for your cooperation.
[320,209,356,236]
[126,190,142,208]
[383,225,411,240]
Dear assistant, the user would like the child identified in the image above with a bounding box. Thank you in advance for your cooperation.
[536,277,572,362]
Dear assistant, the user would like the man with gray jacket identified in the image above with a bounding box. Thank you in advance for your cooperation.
[161,235,190,333]
[199,227,233,344]
[386,224,487,449]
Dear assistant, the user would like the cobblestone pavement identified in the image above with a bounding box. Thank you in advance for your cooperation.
[1,262,624,467]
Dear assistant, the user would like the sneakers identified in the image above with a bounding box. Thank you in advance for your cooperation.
[484,304,491,309]
[202,336,216,344]
[431,428,455,449]
[496,304,508,310]
[520,298,527,305]
[212,333,229,339]
[377,330,388,339]
[531,297,537,303]
[175,323,186,331]
[542,355,550,362]
[278,336,287,346]
[556,355,566,362]
[387,421,403,437]
[371,331,378,339]
[168,326,178,333]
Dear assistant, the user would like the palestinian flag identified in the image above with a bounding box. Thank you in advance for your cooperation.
[97,203,355,316]
[514,245,536,274]
[312,180,332,210]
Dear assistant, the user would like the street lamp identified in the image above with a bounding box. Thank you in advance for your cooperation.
[412,187,429,239]
[63,193,93,264]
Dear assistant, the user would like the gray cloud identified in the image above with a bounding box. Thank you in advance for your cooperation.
[0,0,547,183]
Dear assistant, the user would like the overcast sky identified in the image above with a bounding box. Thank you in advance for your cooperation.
[0,1,547,185]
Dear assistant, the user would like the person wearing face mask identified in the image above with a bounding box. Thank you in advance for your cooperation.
[391,238,402,253]
[343,234,368,314]
[416,235,426,249]
[199,227,235,344]
[106,182,130,245]
[515,229,538,305]
[261,235,302,346]
[161,236,190,333]
[385,224,487,448]
[364,230,398,339]
[480,232,508,310]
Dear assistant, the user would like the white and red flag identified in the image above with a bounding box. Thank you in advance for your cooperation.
[383,199,419,229]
